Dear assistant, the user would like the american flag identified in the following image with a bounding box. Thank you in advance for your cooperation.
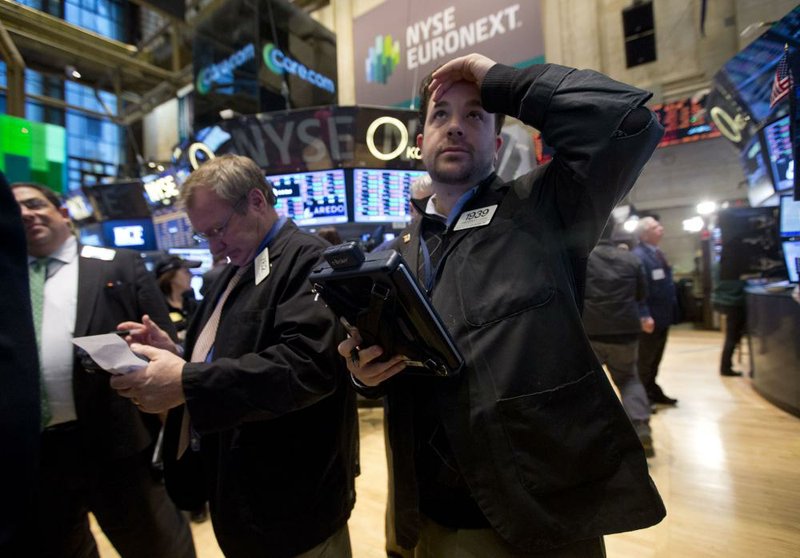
[770,45,794,108]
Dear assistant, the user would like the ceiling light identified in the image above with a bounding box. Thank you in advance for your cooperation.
[696,201,717,215]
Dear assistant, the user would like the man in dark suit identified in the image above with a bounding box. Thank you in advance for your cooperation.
[12,182,195,558]
[111,154,358,558]
[633,216,679,406]
[0,173,40,556]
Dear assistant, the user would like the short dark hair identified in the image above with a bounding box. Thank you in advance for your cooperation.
[417,69,505,136]
[10,182,63,209]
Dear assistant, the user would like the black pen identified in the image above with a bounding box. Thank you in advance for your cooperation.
[350,347,360,367]
[114,329,131,336]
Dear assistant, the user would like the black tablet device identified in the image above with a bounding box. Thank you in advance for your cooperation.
[309,243,463,377]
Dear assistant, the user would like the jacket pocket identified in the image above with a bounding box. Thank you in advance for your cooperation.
[497,371,621,494]
[453,224,555,327]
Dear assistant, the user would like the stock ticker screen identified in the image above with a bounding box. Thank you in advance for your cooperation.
[267,169,348,226]
[762,116,794,193]
[353,168,428,223]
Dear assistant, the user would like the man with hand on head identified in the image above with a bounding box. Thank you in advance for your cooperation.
[11,182,195,558]
[111,154,358,558]
[339,54,666,556]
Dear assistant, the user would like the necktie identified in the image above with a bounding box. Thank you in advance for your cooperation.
[179,266,247,457]
[29,258,51,428]
[655,248,669,268]
[191,266,247,362]
[418,217,447,290]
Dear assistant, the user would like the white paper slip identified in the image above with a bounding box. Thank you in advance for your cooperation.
[72,333,148,375]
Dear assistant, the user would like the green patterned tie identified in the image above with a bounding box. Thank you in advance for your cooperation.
[29,257,51,428]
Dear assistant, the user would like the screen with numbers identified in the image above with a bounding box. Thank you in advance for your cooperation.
[762,116,794,193]
[152,208,196,250]
[352,168,428,223]
[266,169,348,226]
[783,240,800,283]
[780,195,800,238]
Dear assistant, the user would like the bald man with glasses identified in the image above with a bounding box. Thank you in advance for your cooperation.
[112,154,358,558]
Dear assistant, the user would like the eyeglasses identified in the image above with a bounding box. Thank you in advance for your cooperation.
[192,196,246,243]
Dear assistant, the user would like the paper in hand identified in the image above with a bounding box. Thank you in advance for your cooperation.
[72,333,148,375]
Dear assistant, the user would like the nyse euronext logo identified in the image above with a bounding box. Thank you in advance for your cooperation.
[196,43,256,95]
[365,35,400,84]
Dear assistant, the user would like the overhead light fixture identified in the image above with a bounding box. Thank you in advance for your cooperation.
[696,201,717,215]
[623,216,639,233]
[683,216,705,233]
[65,65,81,79]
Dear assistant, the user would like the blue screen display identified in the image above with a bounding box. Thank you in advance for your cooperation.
[780,195,800,238]
[783,240,800,283]
[101,219,157,251]
[763,116,794,193]
[267,169,348,226]
[353,168,428,223]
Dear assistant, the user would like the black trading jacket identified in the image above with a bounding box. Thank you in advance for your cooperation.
[367,62,667,553]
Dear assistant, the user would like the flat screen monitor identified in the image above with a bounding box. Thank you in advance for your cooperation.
[267,169,348,226]
[782,240,800,283]
[83,180,151,220]
[762,116,794,193]
[780,195,800,238]
[353,168,428,223]
[101,219,157,251]
[64,191,95,223]
[77,223,103,247]
[168,247,214,300]
[152,209,196,250]
[739,133,775,207]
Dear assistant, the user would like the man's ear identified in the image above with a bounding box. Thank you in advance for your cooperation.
[248,188,266,210]
[59,206,70,219]
[416,132,424,149]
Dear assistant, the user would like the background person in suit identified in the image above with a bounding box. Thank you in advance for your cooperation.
[0,172,41,556]
[110,154,359,558]
[633,216,679,407]
[11,182,195,558]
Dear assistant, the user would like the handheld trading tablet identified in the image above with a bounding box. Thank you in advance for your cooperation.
[309,243,464,377]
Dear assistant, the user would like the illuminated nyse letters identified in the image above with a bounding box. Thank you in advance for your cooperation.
[143,175,180,203]
[184,111,420,170]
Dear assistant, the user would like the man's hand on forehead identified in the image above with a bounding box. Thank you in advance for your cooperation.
[429,53,496,102]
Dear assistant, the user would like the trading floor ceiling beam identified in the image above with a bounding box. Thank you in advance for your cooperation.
[0,0,178,98]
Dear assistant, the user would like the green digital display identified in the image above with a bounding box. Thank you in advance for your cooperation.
[0,114,66,194]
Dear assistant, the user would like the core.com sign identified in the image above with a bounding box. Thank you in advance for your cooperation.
[196,43,256,95]
[197,42,335,96]
[262,43,336,94]
[354,0,543,106]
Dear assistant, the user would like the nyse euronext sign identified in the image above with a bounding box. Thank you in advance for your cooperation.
[196,42,335,96]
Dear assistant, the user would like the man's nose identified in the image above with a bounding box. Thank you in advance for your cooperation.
[18,205,34,220]
[447,126,464,137]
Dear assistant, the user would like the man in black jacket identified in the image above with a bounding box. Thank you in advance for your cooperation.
[339,54,665,556]
[583,228,654,457]
[111,155,358,558]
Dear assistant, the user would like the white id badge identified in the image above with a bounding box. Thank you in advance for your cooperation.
[652,268,666,281]
[453,205,498,231]
[255,246,270,285]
